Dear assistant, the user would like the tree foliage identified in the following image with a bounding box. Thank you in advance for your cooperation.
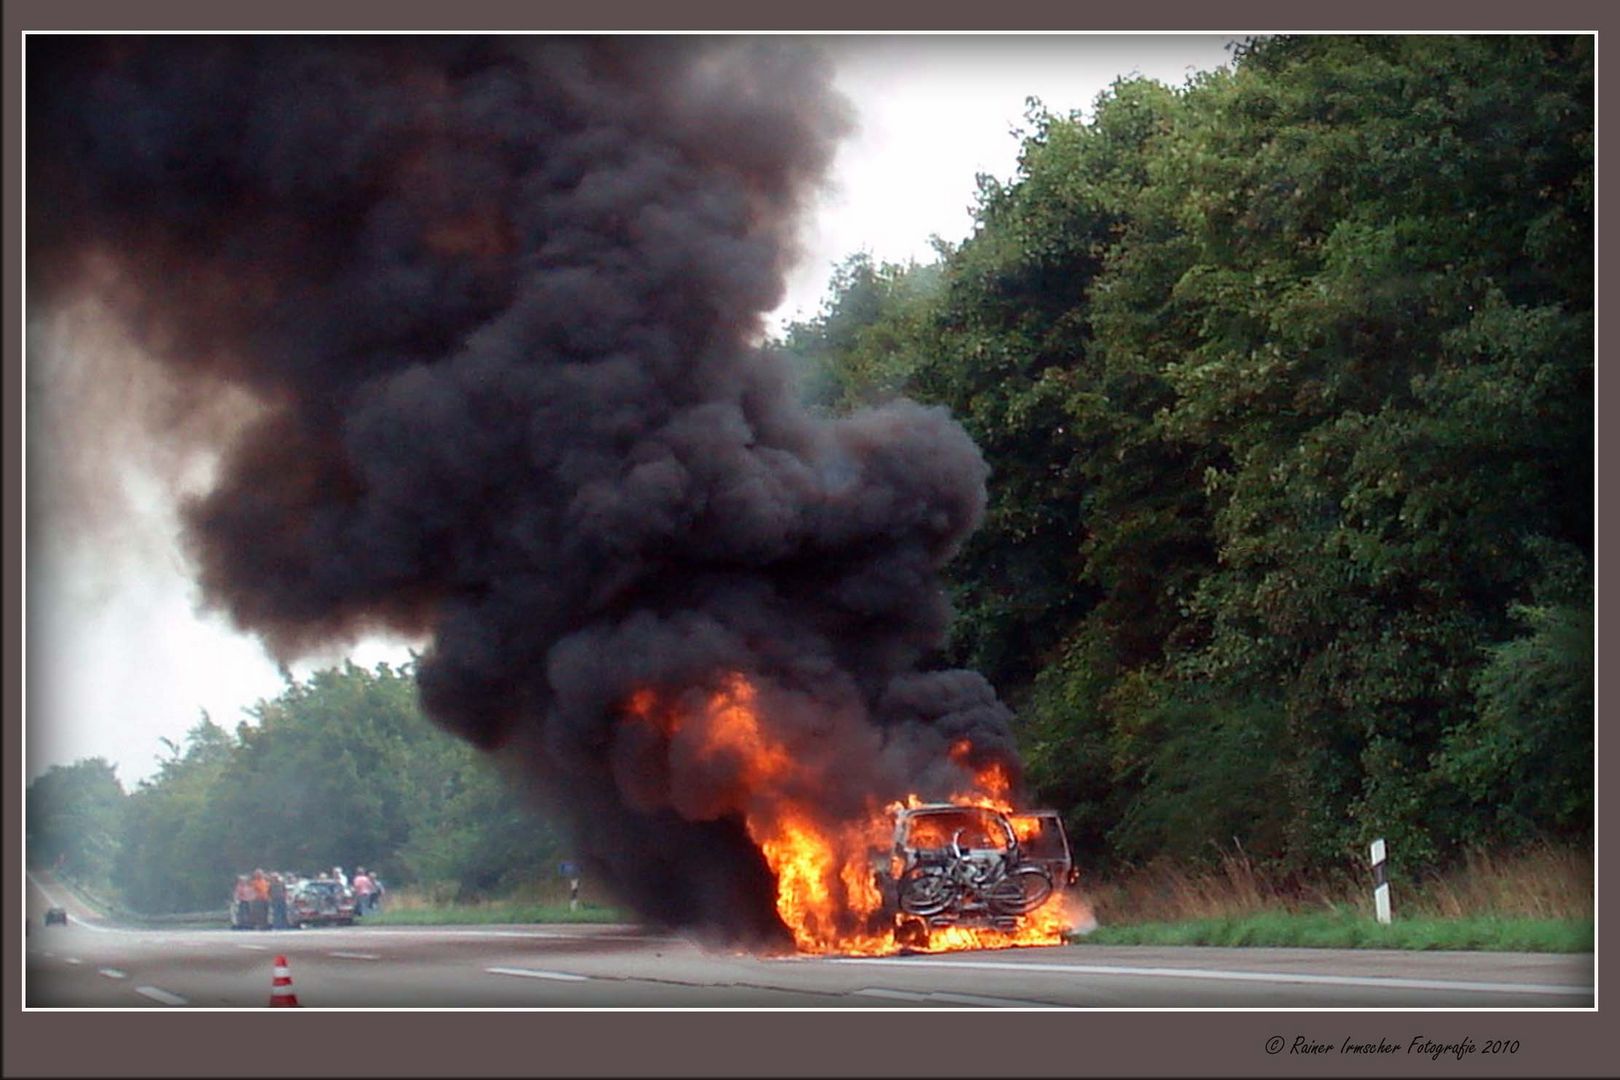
[26,757,126,888]
[779,34,1592,877]
[32,663,567,913]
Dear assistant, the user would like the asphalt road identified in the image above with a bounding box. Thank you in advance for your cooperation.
[25,871,1593,1009]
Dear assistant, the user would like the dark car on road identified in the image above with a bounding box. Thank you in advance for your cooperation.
[43,906,68,927]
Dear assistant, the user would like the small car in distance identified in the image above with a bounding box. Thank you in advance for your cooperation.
[43,906,68,927]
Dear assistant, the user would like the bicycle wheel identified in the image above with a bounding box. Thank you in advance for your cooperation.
[987,865,1054,916]
[898,864,958,917]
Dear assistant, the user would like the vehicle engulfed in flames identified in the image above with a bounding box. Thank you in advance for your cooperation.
[621,672,1079,955]
[877,802,1076,950]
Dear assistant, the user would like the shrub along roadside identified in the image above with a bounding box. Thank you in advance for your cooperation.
[1072,912,1592,953]
[361,902,624,926]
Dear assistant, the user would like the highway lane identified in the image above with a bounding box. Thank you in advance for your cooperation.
[26,874,1593,1008]
[26,921,1593,1008]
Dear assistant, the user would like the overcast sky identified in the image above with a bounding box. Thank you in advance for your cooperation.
[25,34,1239,787]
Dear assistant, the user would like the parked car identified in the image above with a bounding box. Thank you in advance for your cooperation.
[43,906,68,927]
[876,802,1075,948]
[289,878,358,927]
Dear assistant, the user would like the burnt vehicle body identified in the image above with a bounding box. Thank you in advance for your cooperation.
[878,803,1075,946]
[289,878,358,927]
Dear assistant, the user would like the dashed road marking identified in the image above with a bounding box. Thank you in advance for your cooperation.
[852,987,1051,1007]
[928,991,1055,1008]
[63,958,82,965]
[135,986,188,1006]
[98,968,127,979]
[485,966,590,982]
[854,988,928,1001]
[329,951,380,960]
[235,943,269,951]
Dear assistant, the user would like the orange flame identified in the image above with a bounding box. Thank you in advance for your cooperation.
[623,675,1073,956]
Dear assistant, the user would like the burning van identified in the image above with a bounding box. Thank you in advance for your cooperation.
[879,802,1076,949]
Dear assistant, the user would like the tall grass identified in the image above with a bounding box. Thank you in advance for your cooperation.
[1410,845,1593,920]
[1081,843,1592,927]
[1079,911,1593,953]
[365,877,626,924]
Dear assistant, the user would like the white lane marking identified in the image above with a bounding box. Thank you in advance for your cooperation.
[98,968,128,979]
[135,986,188,1006]
[830,957,1591,997]
[854,988,928,1001]
[329,951,380,960]
[63,958,82,965]
[852,987,1053,1007]
[485,966,590,982]
[235,943,269,951]
[928,991,1055,1008]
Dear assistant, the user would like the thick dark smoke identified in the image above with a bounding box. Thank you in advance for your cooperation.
[29,35,1020,945]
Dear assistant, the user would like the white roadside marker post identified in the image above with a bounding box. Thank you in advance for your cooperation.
[1370,838,1392,924]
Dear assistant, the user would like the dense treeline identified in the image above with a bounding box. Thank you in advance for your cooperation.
[782,35,1592,877]
[27,663,566,913]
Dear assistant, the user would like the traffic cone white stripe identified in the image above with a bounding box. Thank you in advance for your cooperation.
[269,954,300,1007]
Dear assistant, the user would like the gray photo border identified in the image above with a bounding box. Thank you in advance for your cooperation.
[4,1,1609,1076]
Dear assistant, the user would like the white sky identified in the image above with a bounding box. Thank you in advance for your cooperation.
[24,34,1239,788]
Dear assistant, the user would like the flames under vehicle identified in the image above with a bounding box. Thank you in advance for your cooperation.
[878,803,1076,948]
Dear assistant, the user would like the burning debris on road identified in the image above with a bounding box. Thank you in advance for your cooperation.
[29,35,1075,954]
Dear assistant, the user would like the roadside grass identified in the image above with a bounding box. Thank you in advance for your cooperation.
[359,883,626,925]
[1070,843,1592,952]
[1076,912,1592,953]
[362,901,624,926]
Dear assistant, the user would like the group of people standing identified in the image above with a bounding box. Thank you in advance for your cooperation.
[232,869,289,930]
[231,864,385,929]
[350,866,382,912]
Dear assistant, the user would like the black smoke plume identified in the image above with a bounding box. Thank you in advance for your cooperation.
[28,35,1020,945]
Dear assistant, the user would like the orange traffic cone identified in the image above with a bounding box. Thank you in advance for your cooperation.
[269,955,300,1007]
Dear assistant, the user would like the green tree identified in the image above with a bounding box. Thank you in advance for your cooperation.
[396,749,565,899]
[779,251,944,411]
[780,35,1591,878]
[209,662,425,877]
[26,757,126,887]
[115,717,237,912]
[107,661,576,912]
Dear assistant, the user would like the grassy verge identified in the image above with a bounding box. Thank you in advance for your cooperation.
[1073,911,1592,952]
[362,902,626,926]
[1067,843,1592,953]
